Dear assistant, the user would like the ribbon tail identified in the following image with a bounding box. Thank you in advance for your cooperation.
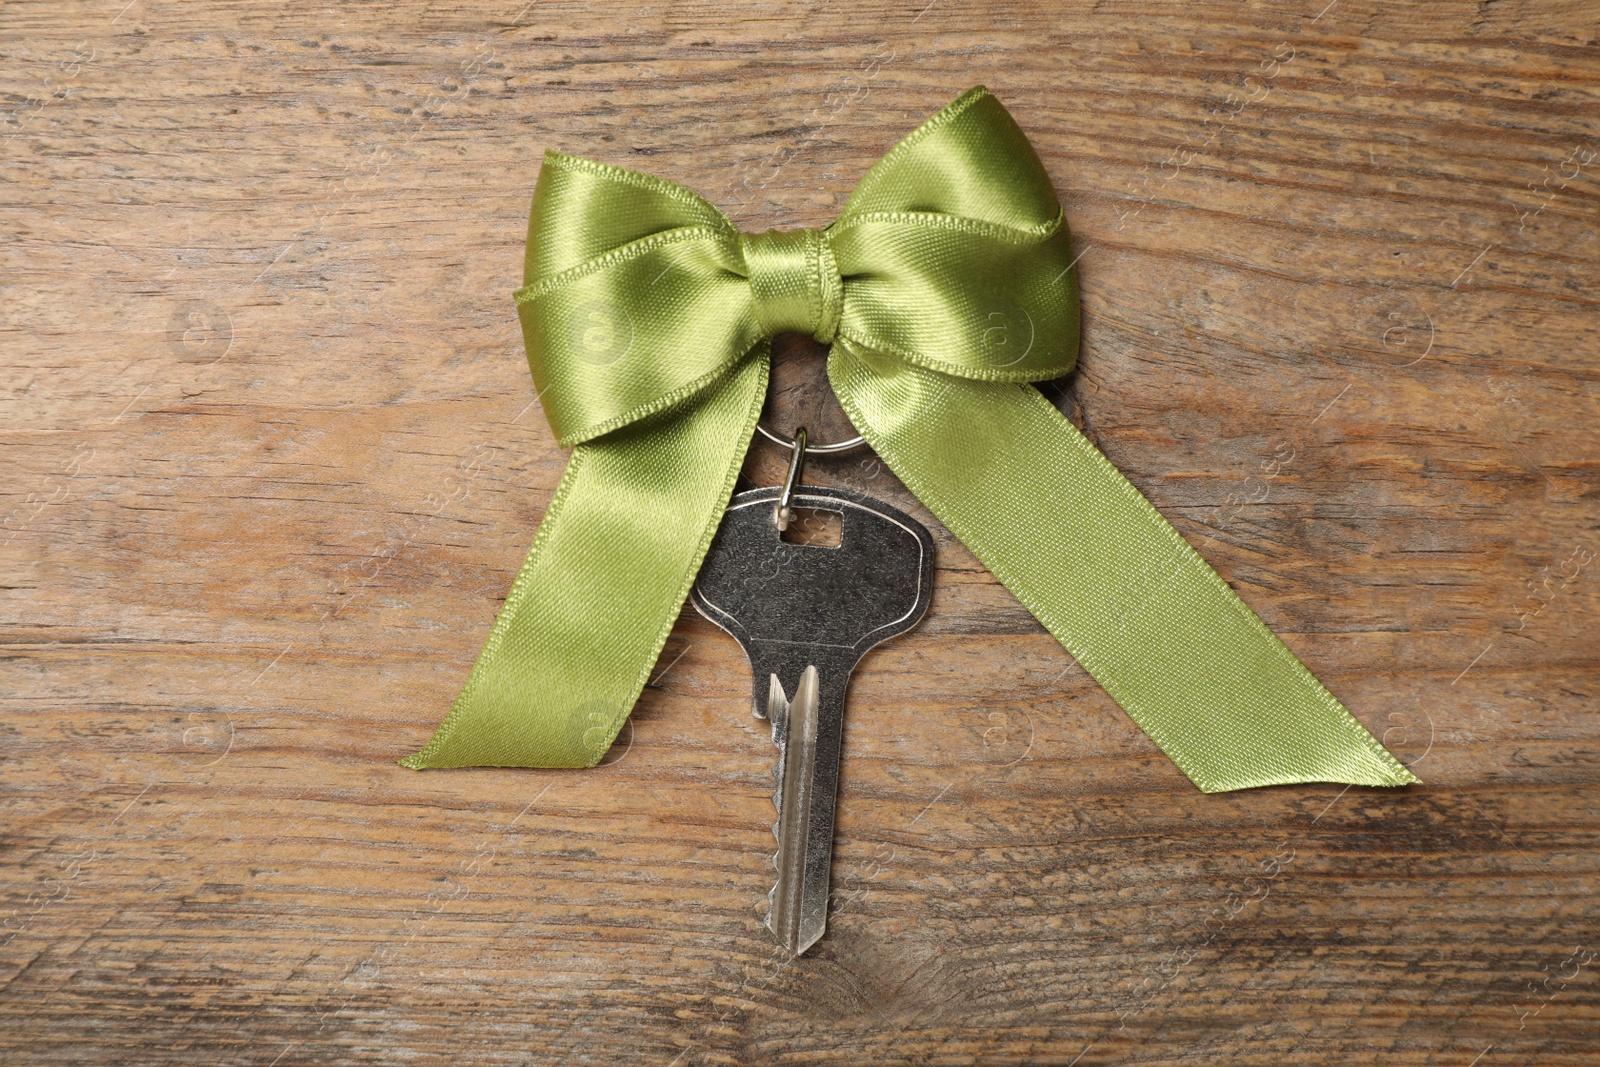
[401,352,768,769]
[830,341,1420,793]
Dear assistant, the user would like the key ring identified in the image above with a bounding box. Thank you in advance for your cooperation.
[760,418,866,531]
[755,422,866,456]
[774,427,808,532]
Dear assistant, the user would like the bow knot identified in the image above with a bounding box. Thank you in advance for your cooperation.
[737,228,842,343]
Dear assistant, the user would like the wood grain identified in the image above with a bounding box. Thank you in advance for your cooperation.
[3,1,1598,1064]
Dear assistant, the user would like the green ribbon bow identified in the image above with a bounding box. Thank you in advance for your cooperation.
[403,86,1419,793]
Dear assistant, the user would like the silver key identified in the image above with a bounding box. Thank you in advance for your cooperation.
[692,483,934,954]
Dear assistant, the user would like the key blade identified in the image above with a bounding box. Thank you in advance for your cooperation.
[769,665,826,954]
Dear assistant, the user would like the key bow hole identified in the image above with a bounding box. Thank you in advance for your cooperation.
[779,507,843,548]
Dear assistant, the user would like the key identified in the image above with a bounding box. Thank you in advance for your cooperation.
[691,483,934,954]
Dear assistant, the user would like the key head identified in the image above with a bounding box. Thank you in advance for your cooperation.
[692,485,934,665]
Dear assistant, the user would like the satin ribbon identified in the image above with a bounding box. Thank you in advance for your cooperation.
[402,86,1419,793]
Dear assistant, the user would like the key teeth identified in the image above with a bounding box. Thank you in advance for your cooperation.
[767,761,783,921]
[764,673,789,938]
[766,757,784,926]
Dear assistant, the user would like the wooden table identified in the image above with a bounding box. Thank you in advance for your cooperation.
[4,2,1597,1063]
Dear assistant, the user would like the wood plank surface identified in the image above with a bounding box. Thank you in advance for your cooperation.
[3,1,1598,1063]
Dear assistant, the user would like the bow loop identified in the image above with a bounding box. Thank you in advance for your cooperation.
[830,212,1079,382]
[526,151,734,281]
[839,86,1062,232]
[515,227,759,448]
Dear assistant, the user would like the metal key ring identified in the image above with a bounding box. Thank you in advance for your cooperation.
[755,422,866,456]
